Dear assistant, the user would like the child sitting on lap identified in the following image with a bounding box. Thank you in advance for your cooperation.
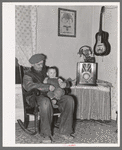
[43,66,65,108]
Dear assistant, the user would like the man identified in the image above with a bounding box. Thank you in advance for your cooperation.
[23,53,75,143]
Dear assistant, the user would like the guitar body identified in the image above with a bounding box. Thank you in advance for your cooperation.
[94,30,111,56]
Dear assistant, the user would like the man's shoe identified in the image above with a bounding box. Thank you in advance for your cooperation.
[41,136,52,143]
[60,134,74,140]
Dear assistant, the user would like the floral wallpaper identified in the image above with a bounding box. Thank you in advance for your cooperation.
[15,5,38,66]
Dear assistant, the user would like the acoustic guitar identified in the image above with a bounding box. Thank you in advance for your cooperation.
[94,6,111,56]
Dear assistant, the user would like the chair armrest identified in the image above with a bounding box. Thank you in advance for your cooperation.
[24,88,41,97]
[24,88,48,97]
[23,89,40,110]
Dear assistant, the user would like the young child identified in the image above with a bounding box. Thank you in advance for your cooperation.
[43,66,65,107]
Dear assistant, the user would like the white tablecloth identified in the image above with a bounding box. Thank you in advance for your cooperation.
[71,85,111,120]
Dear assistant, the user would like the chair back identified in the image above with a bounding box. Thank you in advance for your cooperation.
[19,65,31,81]
[19,65,32,112]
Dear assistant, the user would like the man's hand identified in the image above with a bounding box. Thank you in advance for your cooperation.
[58,78,63,83]
[49,85,55,91]
[59,82,66,88]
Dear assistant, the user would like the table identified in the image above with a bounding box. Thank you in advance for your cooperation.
[71,85,111,120]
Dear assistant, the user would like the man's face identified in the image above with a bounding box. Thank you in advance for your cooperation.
[33,60,44,71]
[47,69,56,78]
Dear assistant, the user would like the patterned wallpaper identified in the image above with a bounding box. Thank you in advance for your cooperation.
[15,5,38,66]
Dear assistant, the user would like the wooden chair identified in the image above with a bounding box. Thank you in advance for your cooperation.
[17,65,60,135]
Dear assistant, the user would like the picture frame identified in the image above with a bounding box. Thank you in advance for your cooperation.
[58,8,76,37]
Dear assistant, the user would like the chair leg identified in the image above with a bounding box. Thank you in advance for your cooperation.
[24,114,29,129]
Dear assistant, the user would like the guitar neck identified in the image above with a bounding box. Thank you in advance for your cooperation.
[99,6,104,33]
[99,12,102,33]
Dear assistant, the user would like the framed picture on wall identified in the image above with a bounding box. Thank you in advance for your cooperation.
[58,8,76,37]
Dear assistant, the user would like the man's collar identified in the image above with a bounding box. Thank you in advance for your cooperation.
[31,66,46,74]
[31,66,42,73]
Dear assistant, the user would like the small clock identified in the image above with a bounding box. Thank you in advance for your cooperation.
[78,45,95,63]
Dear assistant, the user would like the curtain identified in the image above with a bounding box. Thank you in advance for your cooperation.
[15,5,38,67]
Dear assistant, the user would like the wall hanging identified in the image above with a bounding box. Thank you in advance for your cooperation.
[94,6,111,56]
[58,8,76,37]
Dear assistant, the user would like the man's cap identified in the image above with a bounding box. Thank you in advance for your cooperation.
[29,53,46,64]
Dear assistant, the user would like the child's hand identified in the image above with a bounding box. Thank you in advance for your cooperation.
[49,85,55,91]
[43,77,48,83]
[58,78,66,88]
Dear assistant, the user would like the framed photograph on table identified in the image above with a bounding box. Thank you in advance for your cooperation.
[58,8,76,37]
